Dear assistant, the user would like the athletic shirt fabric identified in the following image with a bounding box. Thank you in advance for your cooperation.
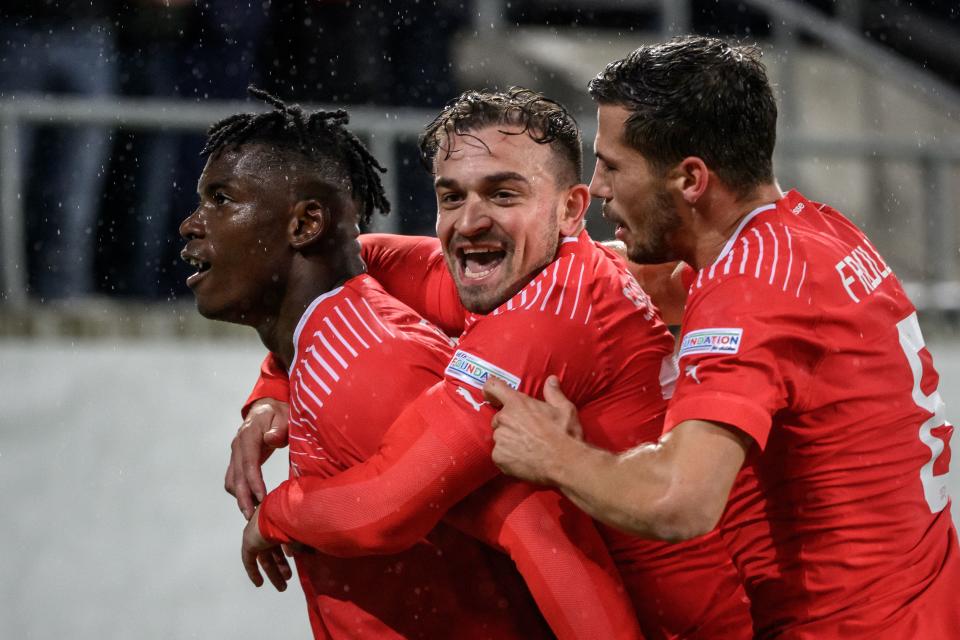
[252,274,641,639]
[664,189,960,638]
[261,274,551,639]
[362,231,753,640]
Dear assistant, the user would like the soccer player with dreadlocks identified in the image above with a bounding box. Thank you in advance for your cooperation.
[180,88,641,639]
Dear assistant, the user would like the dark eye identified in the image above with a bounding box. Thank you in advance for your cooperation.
[439,192,462,205]
[213,191,231,205]
[493,190,517,201]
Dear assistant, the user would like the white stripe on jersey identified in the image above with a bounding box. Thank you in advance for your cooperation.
[316,330,348,370]
[295,369,325,409]
[302,359,332,395]
[324,317,358,357]
[782,226,794,292]
[345,297,382,344]
[289,285,345,375]
[712,202,777,266]
[583,303,593,325]
[540,261,560,311]
[723,245,735,275]
[335,305,370,349]
[307,345,340,382]
[751,228,764,279]
[795,261,807,298]
[554,258,575,315]
[765,222,779,286]
[292,381,318,420]
[524,280,543,309]
[739,238,750,274]
[362,297,395,338]
[570,263,585,320]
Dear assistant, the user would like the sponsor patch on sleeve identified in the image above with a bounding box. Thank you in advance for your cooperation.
[445,349,521,390]
[678,328,743,359]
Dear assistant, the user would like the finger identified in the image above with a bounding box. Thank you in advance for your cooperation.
[263,412,290,449]
[542,375,573,409]
[270,546,293,580]
[237,430,269,503]
[259,550,288,591]
[242,546,264,587]
[233,465,257,521]
[483,377,519,407]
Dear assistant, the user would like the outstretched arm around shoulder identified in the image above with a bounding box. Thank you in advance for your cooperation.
[486,375,750,541]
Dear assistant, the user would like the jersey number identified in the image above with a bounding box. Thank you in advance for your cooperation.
[896,312,951,513]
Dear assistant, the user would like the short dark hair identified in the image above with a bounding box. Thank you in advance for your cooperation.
[588,36,777,195]
[202,86,390,226]
[419,87,583,186]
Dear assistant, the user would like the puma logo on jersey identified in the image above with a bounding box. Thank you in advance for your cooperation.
[685,364,701,384]
[456,387,486,412]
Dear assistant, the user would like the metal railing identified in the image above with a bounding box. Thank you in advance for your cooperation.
[2,94,960,310]
[0,95,436,306]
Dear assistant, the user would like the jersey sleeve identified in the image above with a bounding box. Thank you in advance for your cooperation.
[258,381,496,556]
[258,371,641,639]
[360,233,466,336]
[664,274,812,448]
[240,353,289,418]
[446,478,644,640]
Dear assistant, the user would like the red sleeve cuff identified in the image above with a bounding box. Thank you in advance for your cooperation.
[241,354,290,418]
[257,484,294,545]
[664,391,772,449]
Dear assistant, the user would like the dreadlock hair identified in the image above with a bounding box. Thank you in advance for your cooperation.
[419,87,583,187]
[201,86,390,226]
[588,36,777,198]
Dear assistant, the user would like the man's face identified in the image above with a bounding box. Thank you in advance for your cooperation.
[434,126,569,313]
[590,103,682,264]
[178,145,293,323]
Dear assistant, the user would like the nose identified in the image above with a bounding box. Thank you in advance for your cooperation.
[179,206,204,241]
[455,196,492,237]
[588,162,610,200]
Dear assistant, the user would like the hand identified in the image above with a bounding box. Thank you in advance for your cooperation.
[225,398,290,519]
[241,506,293,592]
[483,376,583,484]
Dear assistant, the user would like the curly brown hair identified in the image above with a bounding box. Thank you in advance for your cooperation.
[419,87,583,187]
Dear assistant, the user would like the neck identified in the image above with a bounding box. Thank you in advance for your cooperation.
[687,182,784,270]
[256,247,365,370]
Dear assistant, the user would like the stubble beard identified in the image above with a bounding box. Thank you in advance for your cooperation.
[626,189,682,265]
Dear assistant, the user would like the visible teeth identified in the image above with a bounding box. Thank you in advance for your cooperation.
[463,247,498,255]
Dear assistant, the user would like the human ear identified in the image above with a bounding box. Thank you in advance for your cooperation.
[559,183,591,236]
[288,199,329,250]
[672,157,709,205]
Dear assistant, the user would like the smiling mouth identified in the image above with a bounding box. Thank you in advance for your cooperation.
[182,255,212,287]
[458,247,506,281]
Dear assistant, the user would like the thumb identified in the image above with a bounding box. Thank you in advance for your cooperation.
[263,418,289,448]
[482,377,512,408]
[542,375,571,407]
[543,376,583,439]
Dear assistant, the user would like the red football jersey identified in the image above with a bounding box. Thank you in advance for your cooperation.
[259,274,550,639]
[254,274,640,639]
[665,190,960,638]
[362,232,752,640]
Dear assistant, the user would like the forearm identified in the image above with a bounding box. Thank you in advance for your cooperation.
[446,479,643,640]
[259,399,500,556]
[545,437,695,541]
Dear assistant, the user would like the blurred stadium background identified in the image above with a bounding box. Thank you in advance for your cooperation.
[1,1,959,638]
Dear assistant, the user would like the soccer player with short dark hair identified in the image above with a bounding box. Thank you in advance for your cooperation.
[181,88,639,639]
[239,87,753,638]
[487,36,960,638]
